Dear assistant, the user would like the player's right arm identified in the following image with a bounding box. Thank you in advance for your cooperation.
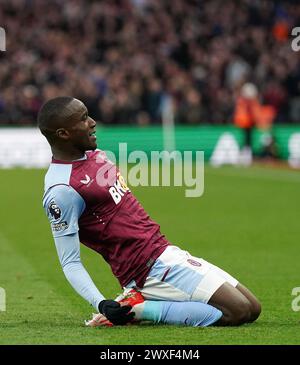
[43,185,105,310]
[43,184,134,325]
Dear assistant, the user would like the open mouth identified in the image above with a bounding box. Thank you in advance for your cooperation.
[89,131,97,139]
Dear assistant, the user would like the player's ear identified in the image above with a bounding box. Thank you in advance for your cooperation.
[56,128,70,140]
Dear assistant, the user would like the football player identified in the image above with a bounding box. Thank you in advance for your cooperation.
[39,97,261,327]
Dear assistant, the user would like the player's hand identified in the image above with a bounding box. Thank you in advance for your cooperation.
[98,300,135,325]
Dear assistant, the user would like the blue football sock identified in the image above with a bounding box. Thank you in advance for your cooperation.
[136,300,223,327]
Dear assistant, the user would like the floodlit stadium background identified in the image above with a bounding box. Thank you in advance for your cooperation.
[1,0,300,167]
[0,0,300,345]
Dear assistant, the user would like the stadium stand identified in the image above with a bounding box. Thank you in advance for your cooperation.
[0,0,299,126]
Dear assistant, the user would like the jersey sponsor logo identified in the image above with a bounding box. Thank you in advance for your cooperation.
[48,201,61,220]
[109,173,130,204]
[80,174,92,185]
[187,259,202,267]
[51,221,69,232]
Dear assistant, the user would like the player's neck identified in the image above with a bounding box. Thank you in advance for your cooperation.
[51,146,85,162]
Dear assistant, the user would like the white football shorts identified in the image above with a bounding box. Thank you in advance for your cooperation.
[126,245,238,304]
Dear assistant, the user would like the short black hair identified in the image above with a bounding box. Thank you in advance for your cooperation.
[38,96,74,138]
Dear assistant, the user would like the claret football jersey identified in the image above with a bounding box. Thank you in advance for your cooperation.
[43,150,169,288]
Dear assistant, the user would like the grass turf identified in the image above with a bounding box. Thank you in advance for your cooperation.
[0,165,299,344]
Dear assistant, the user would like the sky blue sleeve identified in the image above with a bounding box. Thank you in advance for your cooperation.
[43,185,105,310]
[43,185,85,238]
[54,233,105,310]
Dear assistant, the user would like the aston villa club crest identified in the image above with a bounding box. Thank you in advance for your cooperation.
[187,259,201,267]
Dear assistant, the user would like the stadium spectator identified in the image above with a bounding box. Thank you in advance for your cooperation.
[234,82,276,164]
[0,0,300,125]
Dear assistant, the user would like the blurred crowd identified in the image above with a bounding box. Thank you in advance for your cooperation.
[0,0,300,126]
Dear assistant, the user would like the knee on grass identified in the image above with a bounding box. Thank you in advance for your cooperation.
[223,298,255,326]
[248,299,262,323]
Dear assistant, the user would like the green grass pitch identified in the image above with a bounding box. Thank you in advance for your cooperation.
[0,165,300,344]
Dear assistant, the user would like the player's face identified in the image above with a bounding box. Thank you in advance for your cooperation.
[61,99,98,152]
